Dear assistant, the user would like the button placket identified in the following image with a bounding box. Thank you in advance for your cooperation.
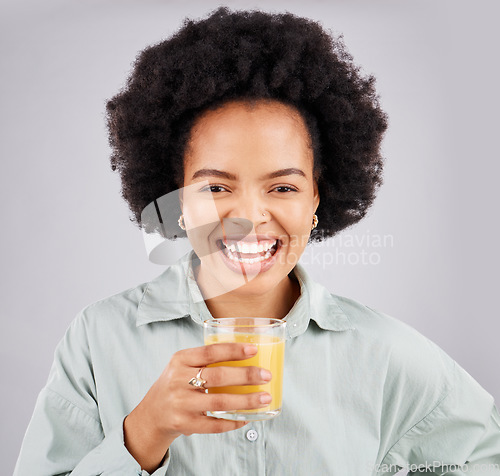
[240,421,265,475]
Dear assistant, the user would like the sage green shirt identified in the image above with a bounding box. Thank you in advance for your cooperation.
[14,251,500,475]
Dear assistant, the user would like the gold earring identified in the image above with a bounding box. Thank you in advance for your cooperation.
[178,214,186,230]
[311,214,318,230]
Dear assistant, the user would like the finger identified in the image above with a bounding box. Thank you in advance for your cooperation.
[200,391,272,412]
[202,366,272,388]
[188,389,272,413]
[206,420,248,434]
[177,343,258,367]
[187,417,249,435]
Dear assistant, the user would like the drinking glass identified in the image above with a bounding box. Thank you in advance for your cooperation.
[203,317,286,421]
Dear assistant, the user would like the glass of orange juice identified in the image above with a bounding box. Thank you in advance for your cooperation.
[203,317,286,421]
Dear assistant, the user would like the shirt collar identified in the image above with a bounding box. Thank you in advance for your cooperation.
[136,250,355,337]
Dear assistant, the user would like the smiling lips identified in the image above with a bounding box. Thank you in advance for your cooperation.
[216,238,280,264]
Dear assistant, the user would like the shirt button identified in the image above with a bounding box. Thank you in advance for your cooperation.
[246,429,258,442]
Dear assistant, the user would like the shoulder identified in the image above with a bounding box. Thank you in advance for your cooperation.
[46,278,154,392]
[52,280,148,354]
[328,294,479,446]
[78,281,148,328]
[331,293,456,400]
[62,257,190,347]
[57,283,147,348]
[334,293,452,361]
[300,265,456,394]
[332,293,429,343]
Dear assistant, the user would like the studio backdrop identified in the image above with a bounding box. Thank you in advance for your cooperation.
[1,0,499,474]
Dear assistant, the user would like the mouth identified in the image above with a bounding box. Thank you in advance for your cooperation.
[216,238,281,264]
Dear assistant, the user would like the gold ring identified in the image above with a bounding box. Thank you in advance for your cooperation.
[188,367,207,390]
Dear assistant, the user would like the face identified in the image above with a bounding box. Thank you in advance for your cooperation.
[181,100,320,299]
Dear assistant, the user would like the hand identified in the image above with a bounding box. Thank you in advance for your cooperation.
[148,342,272,436]
[124,343,272,472]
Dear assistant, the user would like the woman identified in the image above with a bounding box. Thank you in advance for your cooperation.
[15,7,500,475]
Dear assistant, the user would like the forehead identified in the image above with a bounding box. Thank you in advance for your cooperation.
[185,100,313,171]
[191,99,308,132]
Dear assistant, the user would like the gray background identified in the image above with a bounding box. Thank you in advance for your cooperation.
[1,0,499,473]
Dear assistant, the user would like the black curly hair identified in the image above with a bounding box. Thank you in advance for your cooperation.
[106,7,388,242]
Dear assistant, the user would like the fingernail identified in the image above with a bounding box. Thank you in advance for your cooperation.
[260,369,272,381]
[244,344,258,356]
[260,393,272,404]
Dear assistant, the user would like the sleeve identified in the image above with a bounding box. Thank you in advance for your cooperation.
[378,361,500,475]
[13,312,171,476]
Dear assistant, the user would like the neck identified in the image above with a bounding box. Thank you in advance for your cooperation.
[195,266,301,319]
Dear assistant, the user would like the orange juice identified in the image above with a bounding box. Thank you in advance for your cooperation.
[205,333,285,414]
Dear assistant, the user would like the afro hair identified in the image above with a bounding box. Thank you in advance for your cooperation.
[106,7,388,241]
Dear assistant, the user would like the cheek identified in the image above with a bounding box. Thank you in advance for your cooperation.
[182,197,222,253]
[275,217,312,255]
[183,197,220,228]
[276,200,314,232]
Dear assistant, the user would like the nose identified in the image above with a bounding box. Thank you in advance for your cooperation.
[222,192,270,228]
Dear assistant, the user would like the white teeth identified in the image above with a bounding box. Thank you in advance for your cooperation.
[238,242,259,254]
[263,241,276,252]
[222,239,277,255]
[225,248,273,264]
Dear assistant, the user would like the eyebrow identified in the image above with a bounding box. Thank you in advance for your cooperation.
[265,168,306,179]
[192,168,237,180]
[191,167,307,181]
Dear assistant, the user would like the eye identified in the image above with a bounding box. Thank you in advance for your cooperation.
[271,185,298,193]
[200,184,229,193]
